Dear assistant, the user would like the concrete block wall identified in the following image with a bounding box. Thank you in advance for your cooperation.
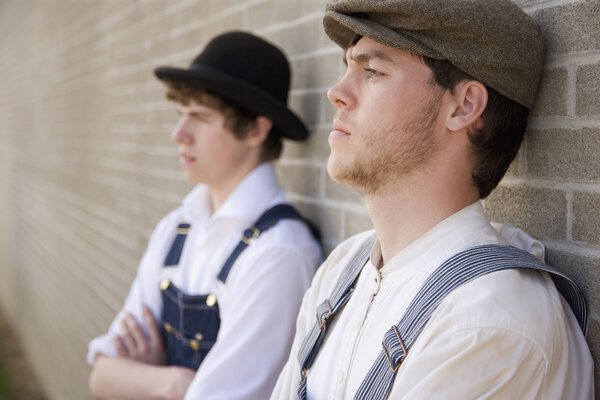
[0,0,597,398]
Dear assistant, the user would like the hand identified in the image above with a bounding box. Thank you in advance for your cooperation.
[114,306,166,365]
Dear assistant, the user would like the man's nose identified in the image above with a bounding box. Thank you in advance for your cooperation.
[170,117,192,144]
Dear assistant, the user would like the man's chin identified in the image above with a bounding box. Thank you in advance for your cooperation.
[327,164,361,191]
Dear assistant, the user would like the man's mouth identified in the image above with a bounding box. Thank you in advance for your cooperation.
[330,119,351,138]
[179,153,196,165]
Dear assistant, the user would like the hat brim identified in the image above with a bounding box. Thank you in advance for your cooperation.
[154,65,308,141]
[324,11,443,60]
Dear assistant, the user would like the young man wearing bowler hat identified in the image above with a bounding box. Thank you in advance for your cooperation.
[87,31,322,399]
[272,1,594,399]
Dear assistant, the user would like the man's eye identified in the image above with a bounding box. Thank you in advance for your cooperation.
[364,68,383,78]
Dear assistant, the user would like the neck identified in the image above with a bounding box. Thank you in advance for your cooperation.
[208,160,265,212]
[365,167,478,265]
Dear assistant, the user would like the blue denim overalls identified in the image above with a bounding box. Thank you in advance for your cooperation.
[159,204,317,370]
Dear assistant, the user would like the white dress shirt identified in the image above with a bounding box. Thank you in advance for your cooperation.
[271,201,593,399]
[87,163,322,400]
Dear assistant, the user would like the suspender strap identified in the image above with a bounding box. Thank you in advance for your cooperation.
[296,237,375,400]
[217,204,308,283]
[164,223,191,266]
[353,244,588,400]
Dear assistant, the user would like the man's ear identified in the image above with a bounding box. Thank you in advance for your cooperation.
[446,80,488,133]
[245,116,273,147]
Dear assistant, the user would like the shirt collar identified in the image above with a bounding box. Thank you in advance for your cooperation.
[181,185,212,224]
[214,162,281,224]
[180,162,281,225]
[372,201,500,275]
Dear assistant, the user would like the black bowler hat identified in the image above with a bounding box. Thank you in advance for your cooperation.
[154,31,308,141]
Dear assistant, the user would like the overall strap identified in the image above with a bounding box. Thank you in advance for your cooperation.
[296,236,376,400]
[354,244,588,400]
[164,222,191,267]
[217,204,309,283]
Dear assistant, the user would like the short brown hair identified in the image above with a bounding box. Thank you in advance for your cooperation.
[423,58,529,199]
[164,80,283,161]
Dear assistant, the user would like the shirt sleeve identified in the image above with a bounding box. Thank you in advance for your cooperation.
[184,242,319,400]
[390,325,548,399]
[86,213,176,365]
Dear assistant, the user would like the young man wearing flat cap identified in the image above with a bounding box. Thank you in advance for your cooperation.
[272,1,594,399]
[87,31,321,399]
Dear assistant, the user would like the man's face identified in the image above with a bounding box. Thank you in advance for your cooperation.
[171,101,251,187]
[326,36,446,195]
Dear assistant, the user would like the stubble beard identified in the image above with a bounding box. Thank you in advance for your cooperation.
[328,92,442,196]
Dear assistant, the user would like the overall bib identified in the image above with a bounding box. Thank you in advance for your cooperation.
[159,204,316,370]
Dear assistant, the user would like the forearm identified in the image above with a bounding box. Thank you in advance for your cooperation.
[89,355,193,400]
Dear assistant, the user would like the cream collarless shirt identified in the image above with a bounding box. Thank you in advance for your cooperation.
[272,201,593,399]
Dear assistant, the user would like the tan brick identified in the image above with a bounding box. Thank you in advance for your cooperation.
[279,19,323,56]
[577,64,600,117]
[300,0,329,15]
[294,201,343,248]
[205,12,246,34]
[289,91,324,127]
[573,192,600,246]
[534,2,600,55]
[272,1,304,23]
[247,1,274,30]
[292,52,343,90]
[545,246,600,316]
[485,186,566,240]
[545,247,600,393]
[528,128,600,181]
[512,0,541,7]
[281,127,331,162]
[275,163,321,197]
[531,68,568,117]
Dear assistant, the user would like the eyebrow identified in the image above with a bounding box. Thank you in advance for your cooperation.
[188,110,214,120]
[343,47,394,65]
[175,105,213,118]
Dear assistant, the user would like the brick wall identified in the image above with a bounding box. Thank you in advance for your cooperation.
[0,0,597,398]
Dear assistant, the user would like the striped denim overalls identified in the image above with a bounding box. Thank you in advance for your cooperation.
[160,204,316,370]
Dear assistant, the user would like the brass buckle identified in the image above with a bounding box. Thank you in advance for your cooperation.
[242,226,261,245]
[176,226,190,235]
[383,325,406,374]
[317,299,333,329]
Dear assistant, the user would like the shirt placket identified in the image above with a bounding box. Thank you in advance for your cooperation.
[330,267,383,399]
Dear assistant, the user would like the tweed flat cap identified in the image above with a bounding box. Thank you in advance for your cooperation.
[323,0,544,109]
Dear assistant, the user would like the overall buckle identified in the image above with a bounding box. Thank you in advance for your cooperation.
[383,325,407,374]
[242,226,261,245]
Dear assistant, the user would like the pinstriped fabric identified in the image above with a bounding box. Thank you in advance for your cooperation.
[354,244,588,400]
[296,236,375,399]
